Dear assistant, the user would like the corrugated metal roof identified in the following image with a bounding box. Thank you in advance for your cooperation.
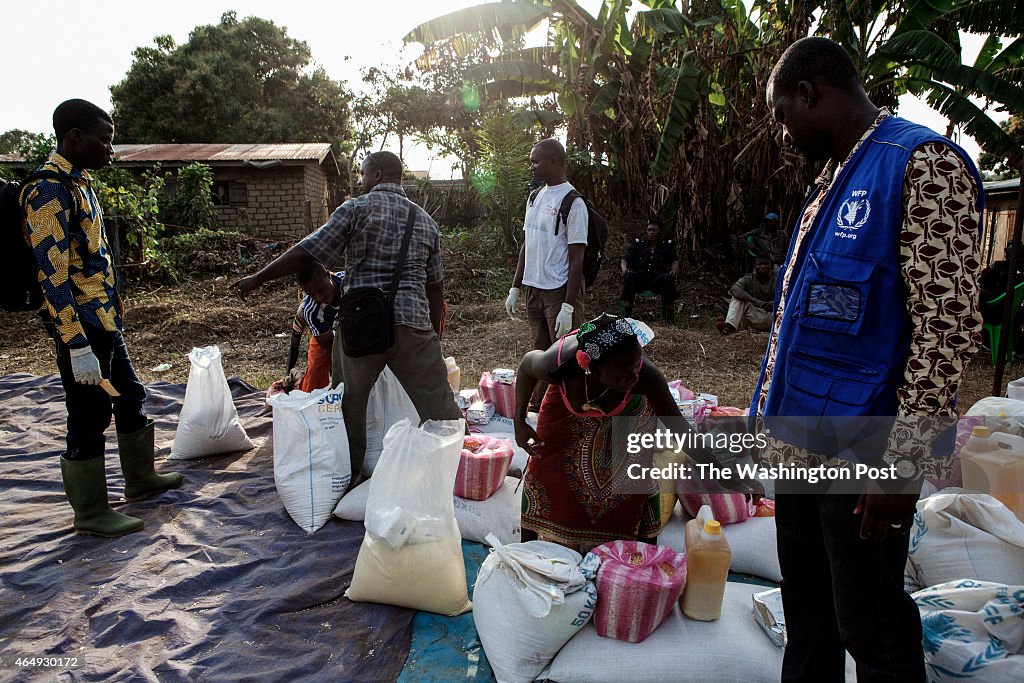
[111,143,334,164]
[985,177,1020,194]
[1,145,334,164]
[1,144,339,175]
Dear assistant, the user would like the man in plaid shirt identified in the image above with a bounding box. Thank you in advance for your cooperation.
[234,151,460,477]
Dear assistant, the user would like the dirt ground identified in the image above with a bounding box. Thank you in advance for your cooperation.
[0,223,1011,412]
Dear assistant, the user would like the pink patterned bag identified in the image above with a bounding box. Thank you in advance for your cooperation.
[668,380,695,401]
[678,492,755,525]
[590,541,687,643]
[479,372,516,419]
[454,435,514,501]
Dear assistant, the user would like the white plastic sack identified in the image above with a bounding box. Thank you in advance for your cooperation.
[965,396,1024,419]
[1009,378,1024,401]
[453,477,522,545]
[363,367,419,476]
[333,476,522,546]
[333,480,373,521]
[660,512,782,583]
[345,419,471,615]
[267,384,352,534]
[473,536,597,683]
[906,492,1024,589]
[965,397,1024,438]
[170,345,253,459]
[915,580,1024,682]
[541,583,783,683]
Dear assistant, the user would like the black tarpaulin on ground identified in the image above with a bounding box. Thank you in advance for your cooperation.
[0,373,413,681]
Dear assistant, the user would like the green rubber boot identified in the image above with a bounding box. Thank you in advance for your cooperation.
[118,419,183,501]
[61,456,144,537]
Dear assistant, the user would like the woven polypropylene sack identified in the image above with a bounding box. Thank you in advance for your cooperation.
[170,345,253,459]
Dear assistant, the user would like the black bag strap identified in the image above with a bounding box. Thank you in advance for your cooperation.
[386,201,418,304]
[554,189,581,236]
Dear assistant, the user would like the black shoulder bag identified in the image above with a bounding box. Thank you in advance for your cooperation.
[336,202,418,357]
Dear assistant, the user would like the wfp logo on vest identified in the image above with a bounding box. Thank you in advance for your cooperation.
[835,191,871,240]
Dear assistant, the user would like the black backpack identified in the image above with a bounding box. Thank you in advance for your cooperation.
[528,187,609,288]
[0,171,78,312]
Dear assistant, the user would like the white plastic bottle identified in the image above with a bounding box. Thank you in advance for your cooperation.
[444,356,460,394]
[982,411,1024,439]
[960,425,1024,522]
[680,505,731,621]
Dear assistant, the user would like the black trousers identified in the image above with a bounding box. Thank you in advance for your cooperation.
[45,320,147,461]
[776,493,925,683]
[621,271,676,305]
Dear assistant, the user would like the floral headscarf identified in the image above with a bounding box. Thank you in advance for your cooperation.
[575,314,637,372]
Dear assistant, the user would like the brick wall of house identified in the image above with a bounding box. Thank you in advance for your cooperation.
[303,165,331,231]
[123,161,335,241]
[212,166,310,240]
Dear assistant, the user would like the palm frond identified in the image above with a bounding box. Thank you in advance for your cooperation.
[990,38,1024,77]
[883,31,1024,113]
[941,0,1024,35]
[652,56,702,176]
[464,60,560,87]
[404,2,549,46]
[913,79,1021,159]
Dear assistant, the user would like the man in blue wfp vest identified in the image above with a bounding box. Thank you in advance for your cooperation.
[753,38,983,681]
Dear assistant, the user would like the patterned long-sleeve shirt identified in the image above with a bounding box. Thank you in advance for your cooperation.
[757,111,982,479]
[23,153,121,348]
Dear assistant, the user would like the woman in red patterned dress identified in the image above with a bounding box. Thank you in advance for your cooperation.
[513,314,759,553]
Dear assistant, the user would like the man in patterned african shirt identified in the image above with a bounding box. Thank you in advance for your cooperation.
[755,39,983,682]
[22,99,181,538]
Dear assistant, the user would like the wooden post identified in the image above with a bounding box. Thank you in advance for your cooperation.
[107,213,124,296]
[992,162,1024,396]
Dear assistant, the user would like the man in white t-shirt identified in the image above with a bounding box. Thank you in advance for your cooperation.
[505,138,588,410]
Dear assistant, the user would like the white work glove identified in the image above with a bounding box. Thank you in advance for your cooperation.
[69,346,102,385]
[505,287,521,320]
[554,303,575,339]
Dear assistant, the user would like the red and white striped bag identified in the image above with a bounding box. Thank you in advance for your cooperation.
[454,435,514,501]
[679,492,756,525]
[479,372,516,419]
[589,541,687,643]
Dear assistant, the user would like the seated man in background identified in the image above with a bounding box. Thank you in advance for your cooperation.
[736,212,789,266]
[620,218,679,323]
[978,243,1024,352]
[717,254,776,335]
[284,263,343,393]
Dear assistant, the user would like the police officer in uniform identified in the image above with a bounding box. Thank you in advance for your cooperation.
[620,218,679,323]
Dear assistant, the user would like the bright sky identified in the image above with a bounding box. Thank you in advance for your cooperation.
[0,1,1002,177]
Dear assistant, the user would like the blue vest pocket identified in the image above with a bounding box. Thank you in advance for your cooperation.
[784,349,886,416]
[799,253,876,335]
[807,283,860,321]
